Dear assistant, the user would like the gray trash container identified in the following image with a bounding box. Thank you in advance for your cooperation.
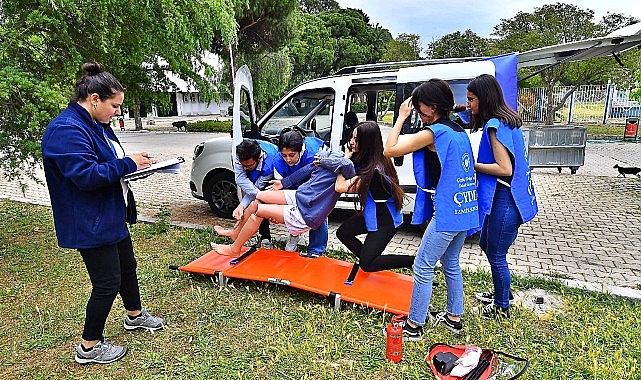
[522,125,587,174]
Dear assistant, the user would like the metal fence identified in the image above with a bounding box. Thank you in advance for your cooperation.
[518,85,640,124]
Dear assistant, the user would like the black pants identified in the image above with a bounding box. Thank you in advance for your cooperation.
[78,235,142,341]
[259,218,271,241]
[336,207,414,272]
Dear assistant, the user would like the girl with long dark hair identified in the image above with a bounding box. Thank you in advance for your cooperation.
[467,74,538,318]
[335,121,413,272]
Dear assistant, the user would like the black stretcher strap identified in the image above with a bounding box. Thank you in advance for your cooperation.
[344,262,360,285]
[229,246,258,265]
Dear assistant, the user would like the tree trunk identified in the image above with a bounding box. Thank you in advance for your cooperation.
[133,101,143,130]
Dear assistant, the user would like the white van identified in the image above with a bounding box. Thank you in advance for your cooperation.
[190,25,641,218]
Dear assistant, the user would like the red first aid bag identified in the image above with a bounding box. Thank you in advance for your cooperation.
[426,343,528,380]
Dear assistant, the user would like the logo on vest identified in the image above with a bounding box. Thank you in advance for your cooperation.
[461,152,471,172]
[453,189,477,207]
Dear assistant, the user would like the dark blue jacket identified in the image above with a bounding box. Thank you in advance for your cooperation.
[42,102,138,249]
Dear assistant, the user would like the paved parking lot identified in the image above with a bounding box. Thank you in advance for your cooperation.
[2,123,640,298]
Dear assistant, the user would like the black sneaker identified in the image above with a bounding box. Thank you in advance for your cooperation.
[475,290,514,305]
[382,317,424,342]
[477,304,510,319]
[429,311,463,334]
[401,320,424,342]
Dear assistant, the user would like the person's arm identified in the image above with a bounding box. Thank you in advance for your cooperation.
[335,173,360,193]
[254,173,273,192]
[233,157,259,208]
[315,151,356,178]
[384,97,434,158]
[474,128,513,176]
[43,124,137,191]
[280,162,314,189]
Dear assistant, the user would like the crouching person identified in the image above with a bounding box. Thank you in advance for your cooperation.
[213,151,355,257]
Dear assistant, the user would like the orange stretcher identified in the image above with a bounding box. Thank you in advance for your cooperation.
[175,247,413,315]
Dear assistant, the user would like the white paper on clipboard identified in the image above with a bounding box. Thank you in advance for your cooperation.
[123,156,185,181]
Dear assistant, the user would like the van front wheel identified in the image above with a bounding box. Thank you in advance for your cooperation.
[204,172,239,219]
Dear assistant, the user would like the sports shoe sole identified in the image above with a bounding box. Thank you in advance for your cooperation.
[475,293,515,305]
[123,321,164,331]
[74,347,128,364]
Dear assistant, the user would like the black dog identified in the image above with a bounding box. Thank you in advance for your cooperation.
[172,120,187,131]
[613,164,641,177]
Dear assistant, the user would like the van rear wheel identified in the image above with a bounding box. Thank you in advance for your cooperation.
[204,172,238,219]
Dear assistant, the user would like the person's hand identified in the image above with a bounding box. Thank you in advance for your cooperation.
[232,204,245,220]
[344,144,353,159]
[398,97,413,120]
[266,180,283,191]
[130,152,156,169]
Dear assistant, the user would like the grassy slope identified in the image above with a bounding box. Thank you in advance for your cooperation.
[1,199,639,379]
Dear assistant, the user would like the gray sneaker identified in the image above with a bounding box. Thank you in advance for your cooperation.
[74,339,127,364]
[123,308,165,331]
[260,239,273,249]
[285,234,301,251]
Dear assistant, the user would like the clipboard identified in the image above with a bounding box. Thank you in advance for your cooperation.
[124,156,185,181]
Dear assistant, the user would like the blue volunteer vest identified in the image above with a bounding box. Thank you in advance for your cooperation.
[273,137,325,184]
[247,140,278,183]
[476,118,538,223]
[363,172,404,231]
[412,122,479,232]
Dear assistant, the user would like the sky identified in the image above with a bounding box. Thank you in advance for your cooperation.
[336,0,641,47]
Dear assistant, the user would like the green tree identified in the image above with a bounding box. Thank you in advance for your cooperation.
[240,48,294,114]
[319,8,392,71]
[288,11,337,83]
[299,0,339,14]
[212,0,298,110]
[426,30,491,59]
[0,0,238,183]
[381,33,423,62]
[493,3,638,124]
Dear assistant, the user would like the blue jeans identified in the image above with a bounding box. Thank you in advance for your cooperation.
[408,217,466,326]
[479,184,523,309]
[308,218,328,255]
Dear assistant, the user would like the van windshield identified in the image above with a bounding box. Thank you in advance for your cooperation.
[262,91,335,140]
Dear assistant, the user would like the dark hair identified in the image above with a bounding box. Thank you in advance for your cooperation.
[345,111,358,128]
[236,140,262,161]
[467,74,522,131]
[278,130,305,152]
[73,62,125,102]
[411,79,454,120]
[350,121,404,211]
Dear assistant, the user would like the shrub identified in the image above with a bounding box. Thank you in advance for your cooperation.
[187,119,232,133]
[350,102,367,113]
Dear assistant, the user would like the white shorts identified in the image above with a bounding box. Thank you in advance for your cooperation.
[282,190,310,236]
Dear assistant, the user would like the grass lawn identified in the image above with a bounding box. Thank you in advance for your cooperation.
[1,199,640,379]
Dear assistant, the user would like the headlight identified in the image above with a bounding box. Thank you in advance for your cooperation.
[193,142,204,159]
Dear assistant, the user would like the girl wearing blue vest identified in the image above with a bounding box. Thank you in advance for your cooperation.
[467,74,538,319]
[271,130,329,256]
[384,79,479,340]
[335,121,413,272]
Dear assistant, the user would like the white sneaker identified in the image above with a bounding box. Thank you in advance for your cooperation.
[285,234,301,251]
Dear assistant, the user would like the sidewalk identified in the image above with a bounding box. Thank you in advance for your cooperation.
[2,137,640,299]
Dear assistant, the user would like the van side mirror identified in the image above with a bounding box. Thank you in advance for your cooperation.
[394,156,404,166]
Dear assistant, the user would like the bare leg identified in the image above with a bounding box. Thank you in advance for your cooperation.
[256,190,288,205]
[212,204,286,256]
[214,201,259,240]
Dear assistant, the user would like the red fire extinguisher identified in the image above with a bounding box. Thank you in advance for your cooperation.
[385,315,404,363]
